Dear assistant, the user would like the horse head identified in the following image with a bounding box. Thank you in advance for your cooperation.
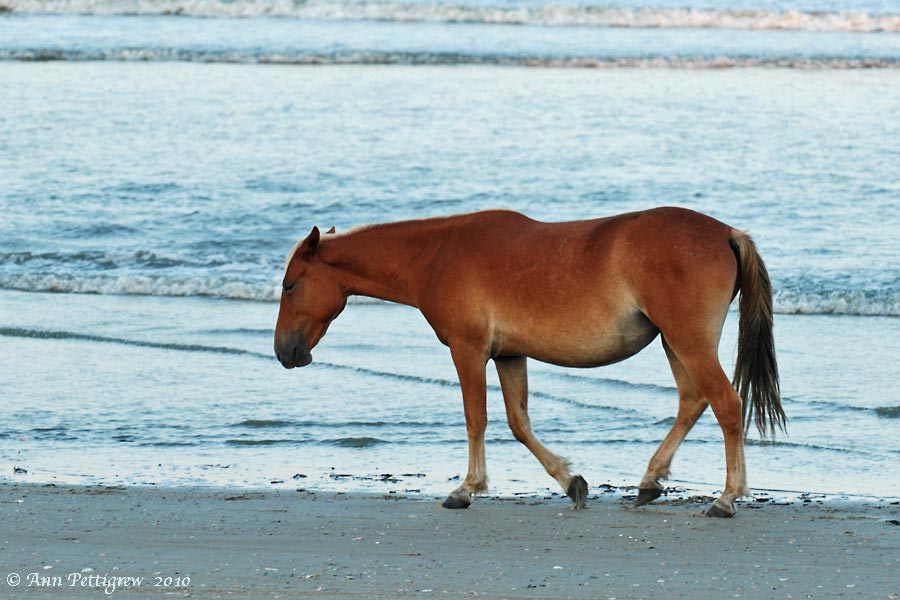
[274,226,344,368]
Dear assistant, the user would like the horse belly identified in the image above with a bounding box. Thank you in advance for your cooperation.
[501,310,660,368]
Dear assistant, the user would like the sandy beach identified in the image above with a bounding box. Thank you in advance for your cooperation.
[2,483,897,599]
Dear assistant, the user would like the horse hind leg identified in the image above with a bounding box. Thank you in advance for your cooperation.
[495,356,588,509]
[702,371,749,518]
[665,344,749,517]
[635,338,709,506]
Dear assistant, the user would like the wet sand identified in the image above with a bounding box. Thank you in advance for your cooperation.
[2,483,898,599]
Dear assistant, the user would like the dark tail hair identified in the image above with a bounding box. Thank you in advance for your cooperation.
[729,231,786,438]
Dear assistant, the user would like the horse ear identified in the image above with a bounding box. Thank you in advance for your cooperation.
[299,226,321,257]
[325,226,336,234]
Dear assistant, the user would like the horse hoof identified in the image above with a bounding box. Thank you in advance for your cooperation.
[566,475,588,509]
[442,495,471,509]
[633,487,663,507]
[705,503,735,518]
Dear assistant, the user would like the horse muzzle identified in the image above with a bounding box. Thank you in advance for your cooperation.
[274,332,313,369]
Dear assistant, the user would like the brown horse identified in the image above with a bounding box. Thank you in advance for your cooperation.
[274,207,785,517]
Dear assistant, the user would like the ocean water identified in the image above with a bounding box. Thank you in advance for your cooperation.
[1,0,899,501]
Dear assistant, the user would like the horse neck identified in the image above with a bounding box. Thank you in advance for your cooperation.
[320,221,439,307]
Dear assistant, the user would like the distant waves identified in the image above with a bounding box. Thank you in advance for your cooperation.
[3,1,900,34]
[3,8,900,69]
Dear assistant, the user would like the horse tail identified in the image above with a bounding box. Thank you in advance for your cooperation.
[729,230,786,438]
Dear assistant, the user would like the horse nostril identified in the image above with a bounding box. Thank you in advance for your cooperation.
[291,346,299,365]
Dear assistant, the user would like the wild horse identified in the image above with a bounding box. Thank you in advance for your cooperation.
[274,208,785,517]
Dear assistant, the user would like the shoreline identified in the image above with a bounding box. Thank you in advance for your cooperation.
[3,482,898,599]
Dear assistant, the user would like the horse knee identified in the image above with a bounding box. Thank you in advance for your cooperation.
[466,415,487,438]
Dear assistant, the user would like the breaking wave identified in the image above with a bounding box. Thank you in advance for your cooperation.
[0,272,281,301]
[773,286,900,317]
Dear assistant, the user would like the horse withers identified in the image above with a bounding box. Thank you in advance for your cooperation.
[274,207,785,517]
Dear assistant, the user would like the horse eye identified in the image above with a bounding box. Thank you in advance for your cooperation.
[283,282,296,294]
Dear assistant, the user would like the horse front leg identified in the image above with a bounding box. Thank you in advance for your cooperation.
[442,346,489,509]
[495,356,588,509]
